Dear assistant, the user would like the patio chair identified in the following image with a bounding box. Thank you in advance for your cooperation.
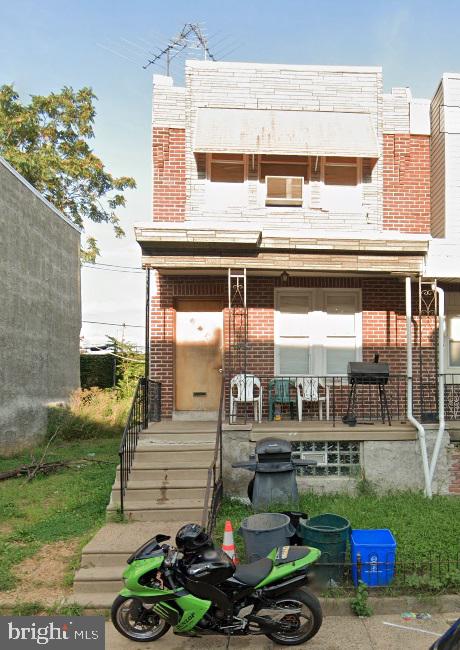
[297,376,330,421]
[230,374,263,423]
[268,377,297,420]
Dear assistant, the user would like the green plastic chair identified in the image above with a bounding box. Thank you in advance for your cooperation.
[269,378,297,420]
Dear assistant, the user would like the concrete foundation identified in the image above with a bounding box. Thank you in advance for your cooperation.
[222,425,452,496]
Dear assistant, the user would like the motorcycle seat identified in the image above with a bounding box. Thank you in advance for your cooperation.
[274,545,312,565]
[233,558,273,586]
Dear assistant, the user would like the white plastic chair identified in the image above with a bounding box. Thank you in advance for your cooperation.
[230,374,263,423]
[297,377,330,421]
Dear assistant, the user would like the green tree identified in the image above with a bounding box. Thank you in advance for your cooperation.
[0,84,136,260]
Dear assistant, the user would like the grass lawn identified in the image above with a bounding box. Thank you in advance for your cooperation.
[216,492,460,592]
[0,437,119,596]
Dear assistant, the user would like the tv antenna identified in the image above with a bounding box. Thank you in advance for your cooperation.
[143,23,216,74]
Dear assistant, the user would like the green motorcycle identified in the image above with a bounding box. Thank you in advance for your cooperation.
[111,523,323,646]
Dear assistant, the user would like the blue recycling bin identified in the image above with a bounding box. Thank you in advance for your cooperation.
[351,529,397,587]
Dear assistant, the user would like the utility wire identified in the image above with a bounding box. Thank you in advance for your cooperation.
[82,320,144,328]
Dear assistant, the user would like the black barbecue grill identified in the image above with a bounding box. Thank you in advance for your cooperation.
[343,356,391,426]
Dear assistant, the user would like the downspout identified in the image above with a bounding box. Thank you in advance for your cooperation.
[405,277,432,497]
[429,285,445,487]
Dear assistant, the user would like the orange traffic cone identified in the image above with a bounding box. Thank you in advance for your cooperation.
[222,520,238,564]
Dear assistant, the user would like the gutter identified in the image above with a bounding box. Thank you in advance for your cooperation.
[429,285,446,488]
[405,277,432,498]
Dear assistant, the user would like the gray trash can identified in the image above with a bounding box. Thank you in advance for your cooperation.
[238,512,295,562]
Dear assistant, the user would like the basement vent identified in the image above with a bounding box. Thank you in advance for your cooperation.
[292,441,361,477]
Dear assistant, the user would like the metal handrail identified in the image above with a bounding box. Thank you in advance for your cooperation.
[118,377,149,514]
[202,376,225,532]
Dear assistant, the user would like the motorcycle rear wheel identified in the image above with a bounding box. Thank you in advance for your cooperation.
[111,595,171,643]
[264,588,322,646]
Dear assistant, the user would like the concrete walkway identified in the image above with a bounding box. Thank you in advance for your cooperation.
[106,612,457,649]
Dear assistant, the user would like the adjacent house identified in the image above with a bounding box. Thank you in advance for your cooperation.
[0,157,81,454]
[134,61,460,496]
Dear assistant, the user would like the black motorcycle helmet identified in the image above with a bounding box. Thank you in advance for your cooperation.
[176,523,212,554]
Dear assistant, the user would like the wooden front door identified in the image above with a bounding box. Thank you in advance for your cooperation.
[175,299,223,412]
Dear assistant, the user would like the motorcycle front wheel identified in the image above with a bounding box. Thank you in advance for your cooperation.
[264,588,323,646]
[111,595,171,643]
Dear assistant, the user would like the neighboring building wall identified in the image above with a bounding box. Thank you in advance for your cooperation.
[152,75,186,222]
[430,74,460,239]
[0,158,81,455]
[430,80,445,237]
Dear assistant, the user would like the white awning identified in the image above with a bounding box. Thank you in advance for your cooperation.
[194,108,379,158]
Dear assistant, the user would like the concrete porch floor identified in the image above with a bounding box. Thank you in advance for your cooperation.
[144,418,417,441]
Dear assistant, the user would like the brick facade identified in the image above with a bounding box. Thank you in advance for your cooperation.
[152,127,186,221]
[383,133,431,233]
[150,274,437,418]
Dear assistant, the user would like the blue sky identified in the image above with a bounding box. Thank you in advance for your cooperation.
[2,0,459,345]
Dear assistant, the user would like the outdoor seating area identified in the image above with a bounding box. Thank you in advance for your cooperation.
[227,373,406,425]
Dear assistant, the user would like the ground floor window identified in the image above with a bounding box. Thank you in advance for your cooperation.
[275,288,362,376]
[291,441,361,476]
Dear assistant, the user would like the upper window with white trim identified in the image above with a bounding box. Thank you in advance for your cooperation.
[206,153,247,210]
[323,157,362,211]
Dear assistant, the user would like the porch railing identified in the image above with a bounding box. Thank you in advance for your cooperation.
[202,376,224,533]
[118,378,161,514]
[411,373,460,422]
[225,373,408,426]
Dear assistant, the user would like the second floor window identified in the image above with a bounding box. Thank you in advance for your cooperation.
[210,153,245,183]
[323,157,361,211]
[260,155,308,207]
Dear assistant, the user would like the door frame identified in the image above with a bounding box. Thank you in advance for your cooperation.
[173,297,224,414]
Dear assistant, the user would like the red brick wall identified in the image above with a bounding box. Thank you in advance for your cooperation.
[152,127,186,221]
[383,134,430,233]
[151,275,437,418]
[449,444,460,494]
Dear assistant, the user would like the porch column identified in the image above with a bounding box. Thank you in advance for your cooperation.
[405,277,432,497]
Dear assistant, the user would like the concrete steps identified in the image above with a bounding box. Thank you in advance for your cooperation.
[72,423,217,607]
[73,521,186,608]
[110,479,207,503]
[108,499,205,522]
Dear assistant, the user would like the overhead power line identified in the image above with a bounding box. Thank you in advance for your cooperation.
[82,320,144,328]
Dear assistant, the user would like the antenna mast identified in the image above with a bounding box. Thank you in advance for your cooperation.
[143,23,216,72]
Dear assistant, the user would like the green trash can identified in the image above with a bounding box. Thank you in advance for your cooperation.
[298,513,350,585]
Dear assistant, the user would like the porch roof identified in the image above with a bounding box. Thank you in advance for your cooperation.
[194,107,380,158]
[135,223,428,254]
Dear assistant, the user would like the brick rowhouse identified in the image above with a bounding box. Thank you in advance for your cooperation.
[150,275,437,418]
[152,127,186,221]
[383,133,431,233]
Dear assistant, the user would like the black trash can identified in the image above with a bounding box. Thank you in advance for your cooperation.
[233,438,315,510]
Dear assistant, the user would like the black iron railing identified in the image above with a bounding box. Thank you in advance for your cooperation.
[225,373,408,426]
[202,376,224,533]
[314,552,460,591]
[118,378,149,514]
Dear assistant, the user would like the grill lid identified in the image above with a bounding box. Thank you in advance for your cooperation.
[347,361,390,378]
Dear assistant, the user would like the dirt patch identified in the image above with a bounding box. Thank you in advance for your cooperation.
[0,539,80,605]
